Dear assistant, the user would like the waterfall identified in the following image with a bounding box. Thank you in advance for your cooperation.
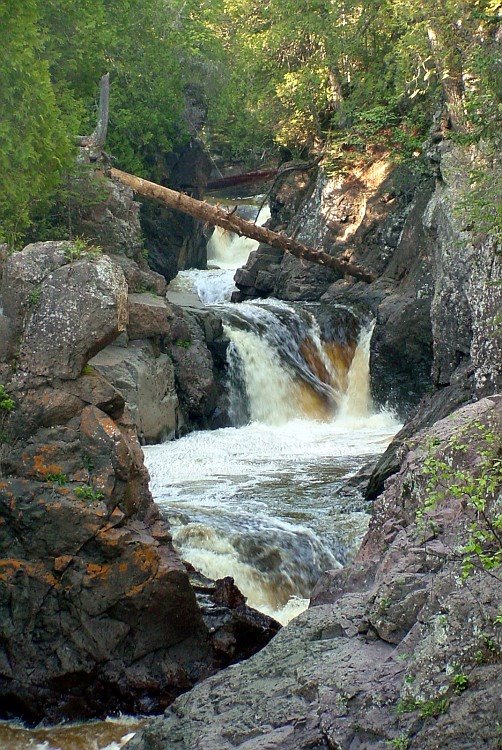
[207,204,271,269]
[223,300,374,426]
[158,198,400,626]
[168,201,271,305]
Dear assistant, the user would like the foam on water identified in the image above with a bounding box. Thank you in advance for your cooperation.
[145,406,400,623]
[0,717,142,750]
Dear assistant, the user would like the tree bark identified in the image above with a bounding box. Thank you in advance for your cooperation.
[77,73,110,149]
[427,27,467,132]
[110,167,376,282]
[206,169,278,190]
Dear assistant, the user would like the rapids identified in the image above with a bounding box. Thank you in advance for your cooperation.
[147,196,400,625]
[5,196,400,750]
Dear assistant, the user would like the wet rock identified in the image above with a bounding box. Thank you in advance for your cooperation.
[187,570,281,666]
[274,252,340,301]
[17,254,128,380]
[169,308,223,427]
[130,397,502,750]
[233,246,284,300]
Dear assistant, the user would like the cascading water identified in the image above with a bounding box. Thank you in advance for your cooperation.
[5,196,401,750]
[168,202,271,304]
[146,205,401,624]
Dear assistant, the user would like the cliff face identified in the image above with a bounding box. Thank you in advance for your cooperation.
[235,154,436,418]
[234,141,501,426]
[140,140,213,282]
[0,176,276,724]
[128,395,502,750]
[128,142,501,749]
[0,242,212,722]
[368,143,501,497]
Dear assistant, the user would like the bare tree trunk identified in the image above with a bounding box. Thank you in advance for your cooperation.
[427,27,467,132]
[110,167,376,282]
[206,169,278,190]
[77,73,110,149]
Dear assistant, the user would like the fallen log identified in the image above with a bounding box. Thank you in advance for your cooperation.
[110,168,376,283]
[206,169,278,190]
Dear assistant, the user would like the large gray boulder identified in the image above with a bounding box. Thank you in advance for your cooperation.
[90,340,180,443]
[18,254,128,379]
[127,292,173,341]
[1,241,69,335]
[169,308,220,425]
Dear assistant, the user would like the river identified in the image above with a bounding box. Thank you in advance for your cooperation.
[2,198,400,749]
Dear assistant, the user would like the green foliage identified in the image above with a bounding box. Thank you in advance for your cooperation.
[451,673,469,694]
[0,0,223,243]
[30,163,111,243]
[1,0,499,240]
[0,0,76,245]
[386,737,410,750]
[46,472,68,486]
[75,484,104,501]
[418,423,502,579]
[0,386,15,413]
[28,287,42,307]
[397,696,449,718]
[175,338,193,348]
[209,0,499,162]
[457,145,502,241]
[64,237,102,261]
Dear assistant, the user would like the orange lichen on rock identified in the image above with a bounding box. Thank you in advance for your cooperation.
[32,448,63,478]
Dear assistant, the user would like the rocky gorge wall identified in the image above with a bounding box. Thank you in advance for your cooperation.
[0,173,278,724]
[126,139,501,749]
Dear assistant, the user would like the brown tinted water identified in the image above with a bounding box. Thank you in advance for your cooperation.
[0,718,143,750]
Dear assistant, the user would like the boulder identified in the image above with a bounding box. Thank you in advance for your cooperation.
[72,173,144,259]
[1,241,69,335]
[108,254,167,296]
[0,215,275,728]
[169,309,220,425]
[127,292,173,341]
[234,246,284,300]
[18,255,128,380]
[89,340,180,444]
[0,315,12,363]
[274,252,340,301]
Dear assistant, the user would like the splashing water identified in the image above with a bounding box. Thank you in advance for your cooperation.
[207,203,271,270]
[168,201,271,305]
[145,298,400,624]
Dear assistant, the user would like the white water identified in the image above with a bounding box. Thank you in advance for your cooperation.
[150,225,400,624]
[168,202,270,304]
[6,197,401,750]
[145,405,398,623]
